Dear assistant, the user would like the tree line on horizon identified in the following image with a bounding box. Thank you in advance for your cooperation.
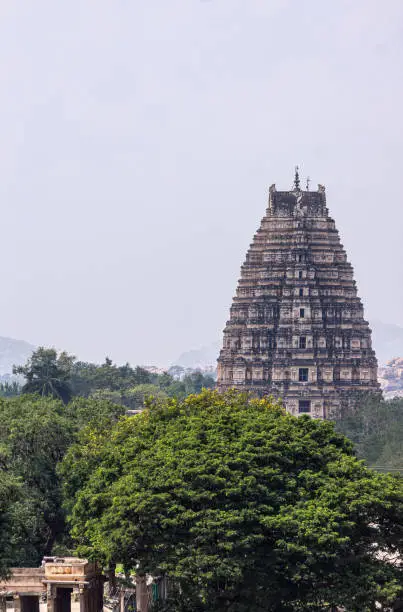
[6,346,216,406]
[4,346,403,474]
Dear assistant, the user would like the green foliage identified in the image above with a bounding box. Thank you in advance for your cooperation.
[15,347,216,409]
[88,385,168,410]
[166,371,215,399]
[0,393,126,572]
[65,396,126,431]
[0,470,20,578]
[1,346,216,575]
[122,384,168,409]
[13,347,75,404]
[61,390,403,611]
[334,394,403,472]
[70,359,152,397]
[0,381,22,397]
[70,360,215,409]
[0,395,74,566]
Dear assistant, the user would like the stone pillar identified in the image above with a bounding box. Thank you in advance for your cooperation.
[39,590,47,612]
[46,585,55,612]
[105,565,116,597]
[70,588,82,612]
[13,595,21,612]
[135,576,148,612]
[80,586,89,612]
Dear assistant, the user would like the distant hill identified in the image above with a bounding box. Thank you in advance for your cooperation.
[0,336,35,379]
[175,342,220,369]
[175,321,403,370]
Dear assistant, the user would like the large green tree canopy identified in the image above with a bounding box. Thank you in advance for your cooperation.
[0,394,126,570]
[61,390,403,612]
[334,393,403,472]
[0,470,20,578]
[13,347,75,403]
[0,395,74,566]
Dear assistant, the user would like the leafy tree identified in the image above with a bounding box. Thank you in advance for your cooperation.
[155,372,175,390]
[0,381,22,397]
[87,385,168,410]
[61,390,403,611]
[162,372,216,401]
[70,359,215,407]
[182,371,215,395]
[65,396,126,430]
[123,384,168,409]
[70,359,152,396]
[88,388,124,406]
[0,395,75,565]
[0,470,20,578]
[13,347,75,403]
[0,393,125,571]
[164,379,188,399]
[13,345,215,406]
[334,393,403,473]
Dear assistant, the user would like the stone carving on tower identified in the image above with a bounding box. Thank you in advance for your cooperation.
[217,175,380,419]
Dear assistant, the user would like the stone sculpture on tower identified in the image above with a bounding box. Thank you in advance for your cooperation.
[217,173,379,419]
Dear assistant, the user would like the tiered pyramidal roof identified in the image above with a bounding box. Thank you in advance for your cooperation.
[217,177,380,418]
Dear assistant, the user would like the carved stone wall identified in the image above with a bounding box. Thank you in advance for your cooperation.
[217,183,380,418]
[0,559,102,612]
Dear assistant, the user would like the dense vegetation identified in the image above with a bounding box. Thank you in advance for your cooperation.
[13,347,215,407]
[0,394,125,574]
[0,470,20,578]
[1,347,402,610]
[0,348,214,576]
[61,390,403,611]
[0,381,22,398]
[333,393,403,473]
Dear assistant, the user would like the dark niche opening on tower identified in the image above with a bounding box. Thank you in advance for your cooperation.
[300,308,305,318]
[299,288,304,297]
[299,337,307,349]
[299,368,309,382]
[299,400,311,413]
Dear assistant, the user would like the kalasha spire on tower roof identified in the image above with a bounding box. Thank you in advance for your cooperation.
[293,165,301,191]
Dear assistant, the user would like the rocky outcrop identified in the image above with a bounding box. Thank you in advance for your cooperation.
[379,358,403,399]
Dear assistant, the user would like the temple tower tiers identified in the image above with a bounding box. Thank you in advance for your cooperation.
[217,181,380,419]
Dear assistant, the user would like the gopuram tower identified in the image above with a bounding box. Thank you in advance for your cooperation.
[217,171,380,419]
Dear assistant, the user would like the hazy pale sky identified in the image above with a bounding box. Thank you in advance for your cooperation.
[0,0,402,365]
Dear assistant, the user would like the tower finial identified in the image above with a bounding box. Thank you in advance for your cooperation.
[294,165,300,191]
[306,176,310,191]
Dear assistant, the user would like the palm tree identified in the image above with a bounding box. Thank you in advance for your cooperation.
[13,347,75,404]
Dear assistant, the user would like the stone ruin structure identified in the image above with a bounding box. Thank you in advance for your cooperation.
[217,176,380,418]
[0,558,103,612]
[0,558,169,612]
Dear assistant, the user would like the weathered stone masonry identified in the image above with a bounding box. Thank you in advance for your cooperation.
[0,558,103,612]
[217,181,380,418]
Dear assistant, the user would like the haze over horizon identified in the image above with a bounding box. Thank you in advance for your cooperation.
[0,0,402,366]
